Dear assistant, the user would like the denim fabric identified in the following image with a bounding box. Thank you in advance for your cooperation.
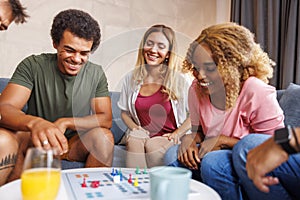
[164,145,243,199]
[233,134,300,200]
[201,150,243,200]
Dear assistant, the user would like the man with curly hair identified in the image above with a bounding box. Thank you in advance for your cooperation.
[0,9,114,185]
[0,0,29,31]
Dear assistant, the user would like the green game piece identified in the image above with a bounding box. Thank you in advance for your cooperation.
[143,167,147,174]
[135,166,141,174]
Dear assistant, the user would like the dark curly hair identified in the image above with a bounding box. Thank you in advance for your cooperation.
[8,0,29,24]
[50,9,101,53]
[183,22,274,109]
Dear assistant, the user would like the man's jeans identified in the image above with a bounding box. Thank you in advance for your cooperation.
[164,145,243,200]
[233,134,300,200]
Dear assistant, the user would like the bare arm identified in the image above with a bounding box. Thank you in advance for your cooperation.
[246,127,300,193]
[121,110,139,130]
[120,110,150,136]
[0,83,43,131]
[54,96,112,132]
[164,117,191,144]
[0,83,68,154]
[198,135,239,159]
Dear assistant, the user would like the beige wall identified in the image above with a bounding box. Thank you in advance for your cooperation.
[0,0,230,91]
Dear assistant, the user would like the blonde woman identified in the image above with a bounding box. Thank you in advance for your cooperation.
[164,22,284,199]
[118,24,191,168]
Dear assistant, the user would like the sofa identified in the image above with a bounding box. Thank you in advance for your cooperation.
[0,78,128,169]
[1,78,300,169]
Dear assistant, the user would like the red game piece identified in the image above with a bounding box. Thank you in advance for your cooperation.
[90,180,100,188]
[128,174,132,184]
[81,177,87,187]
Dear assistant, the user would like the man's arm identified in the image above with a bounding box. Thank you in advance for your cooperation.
[54,96,112,131]
[0,83,41,131]
[246,127,300,193]
[0,83,68,154]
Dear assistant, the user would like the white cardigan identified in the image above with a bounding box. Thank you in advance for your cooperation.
[117,70,191,129]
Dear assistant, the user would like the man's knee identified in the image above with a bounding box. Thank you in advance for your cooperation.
[84,127,114,145]
[232,134,271,164]
[0,130,18,150]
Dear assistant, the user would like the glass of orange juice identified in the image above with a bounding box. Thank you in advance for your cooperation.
[21,147,61,200]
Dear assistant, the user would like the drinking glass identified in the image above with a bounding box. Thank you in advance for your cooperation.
[21,147,61,200]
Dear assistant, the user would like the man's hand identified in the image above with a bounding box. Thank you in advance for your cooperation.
[30,118,68,155]
[246,137,289,193]
[178,133,200,170]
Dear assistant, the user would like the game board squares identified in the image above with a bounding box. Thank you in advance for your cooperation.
[95,192,104,197]
[75,174,81,178]
[116,185,128,193]
[85,192,94,198]
[63,169,150,199]
[137,186,147,193]
[104,173,113,181]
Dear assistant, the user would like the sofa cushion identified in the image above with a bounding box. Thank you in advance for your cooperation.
[0,78,9,93]
[279,83,300,127]
[110,92,127,144]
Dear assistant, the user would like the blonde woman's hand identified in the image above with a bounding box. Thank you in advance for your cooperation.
[163,132,180,144]
[132,126,149,134]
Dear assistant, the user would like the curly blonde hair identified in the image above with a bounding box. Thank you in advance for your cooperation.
[183,22,274,109]
[133,24,180,100]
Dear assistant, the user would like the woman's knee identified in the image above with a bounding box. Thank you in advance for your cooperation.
[145,137,172,152]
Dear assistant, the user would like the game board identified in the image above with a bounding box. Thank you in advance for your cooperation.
[62,168,151,200]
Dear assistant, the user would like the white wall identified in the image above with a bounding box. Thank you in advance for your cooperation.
[0,0,230,91]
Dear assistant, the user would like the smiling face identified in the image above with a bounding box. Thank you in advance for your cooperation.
[53,30,93,76]
[143,32,170,66]
[192,44,223,95]
[0,1,13,31]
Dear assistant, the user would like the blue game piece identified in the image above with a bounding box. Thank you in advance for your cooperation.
[111,168,115,176]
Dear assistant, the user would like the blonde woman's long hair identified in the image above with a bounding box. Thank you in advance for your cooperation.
[133,24,181,100]
[183,22,274,109]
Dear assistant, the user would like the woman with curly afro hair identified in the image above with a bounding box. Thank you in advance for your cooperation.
[164,22,284,200]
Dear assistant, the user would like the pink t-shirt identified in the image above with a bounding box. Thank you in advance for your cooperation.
[135,87,177,137]
[188,77,284,139]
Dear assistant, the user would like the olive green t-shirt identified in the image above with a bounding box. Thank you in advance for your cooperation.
[10,53,109,138]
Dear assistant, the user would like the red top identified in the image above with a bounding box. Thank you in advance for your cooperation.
[135,87,177,137]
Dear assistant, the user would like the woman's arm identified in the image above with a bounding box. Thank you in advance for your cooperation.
[164,117,191,143]
[121,110,139,131]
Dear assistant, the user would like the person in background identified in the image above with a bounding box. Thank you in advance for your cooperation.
[118,24,191,168]
[233,126,300,199]
[164,22,284,199]
[0,9,114,186]
[0,0,29,31]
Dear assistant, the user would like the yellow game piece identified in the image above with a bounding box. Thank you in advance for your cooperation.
[133,177,139,187]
